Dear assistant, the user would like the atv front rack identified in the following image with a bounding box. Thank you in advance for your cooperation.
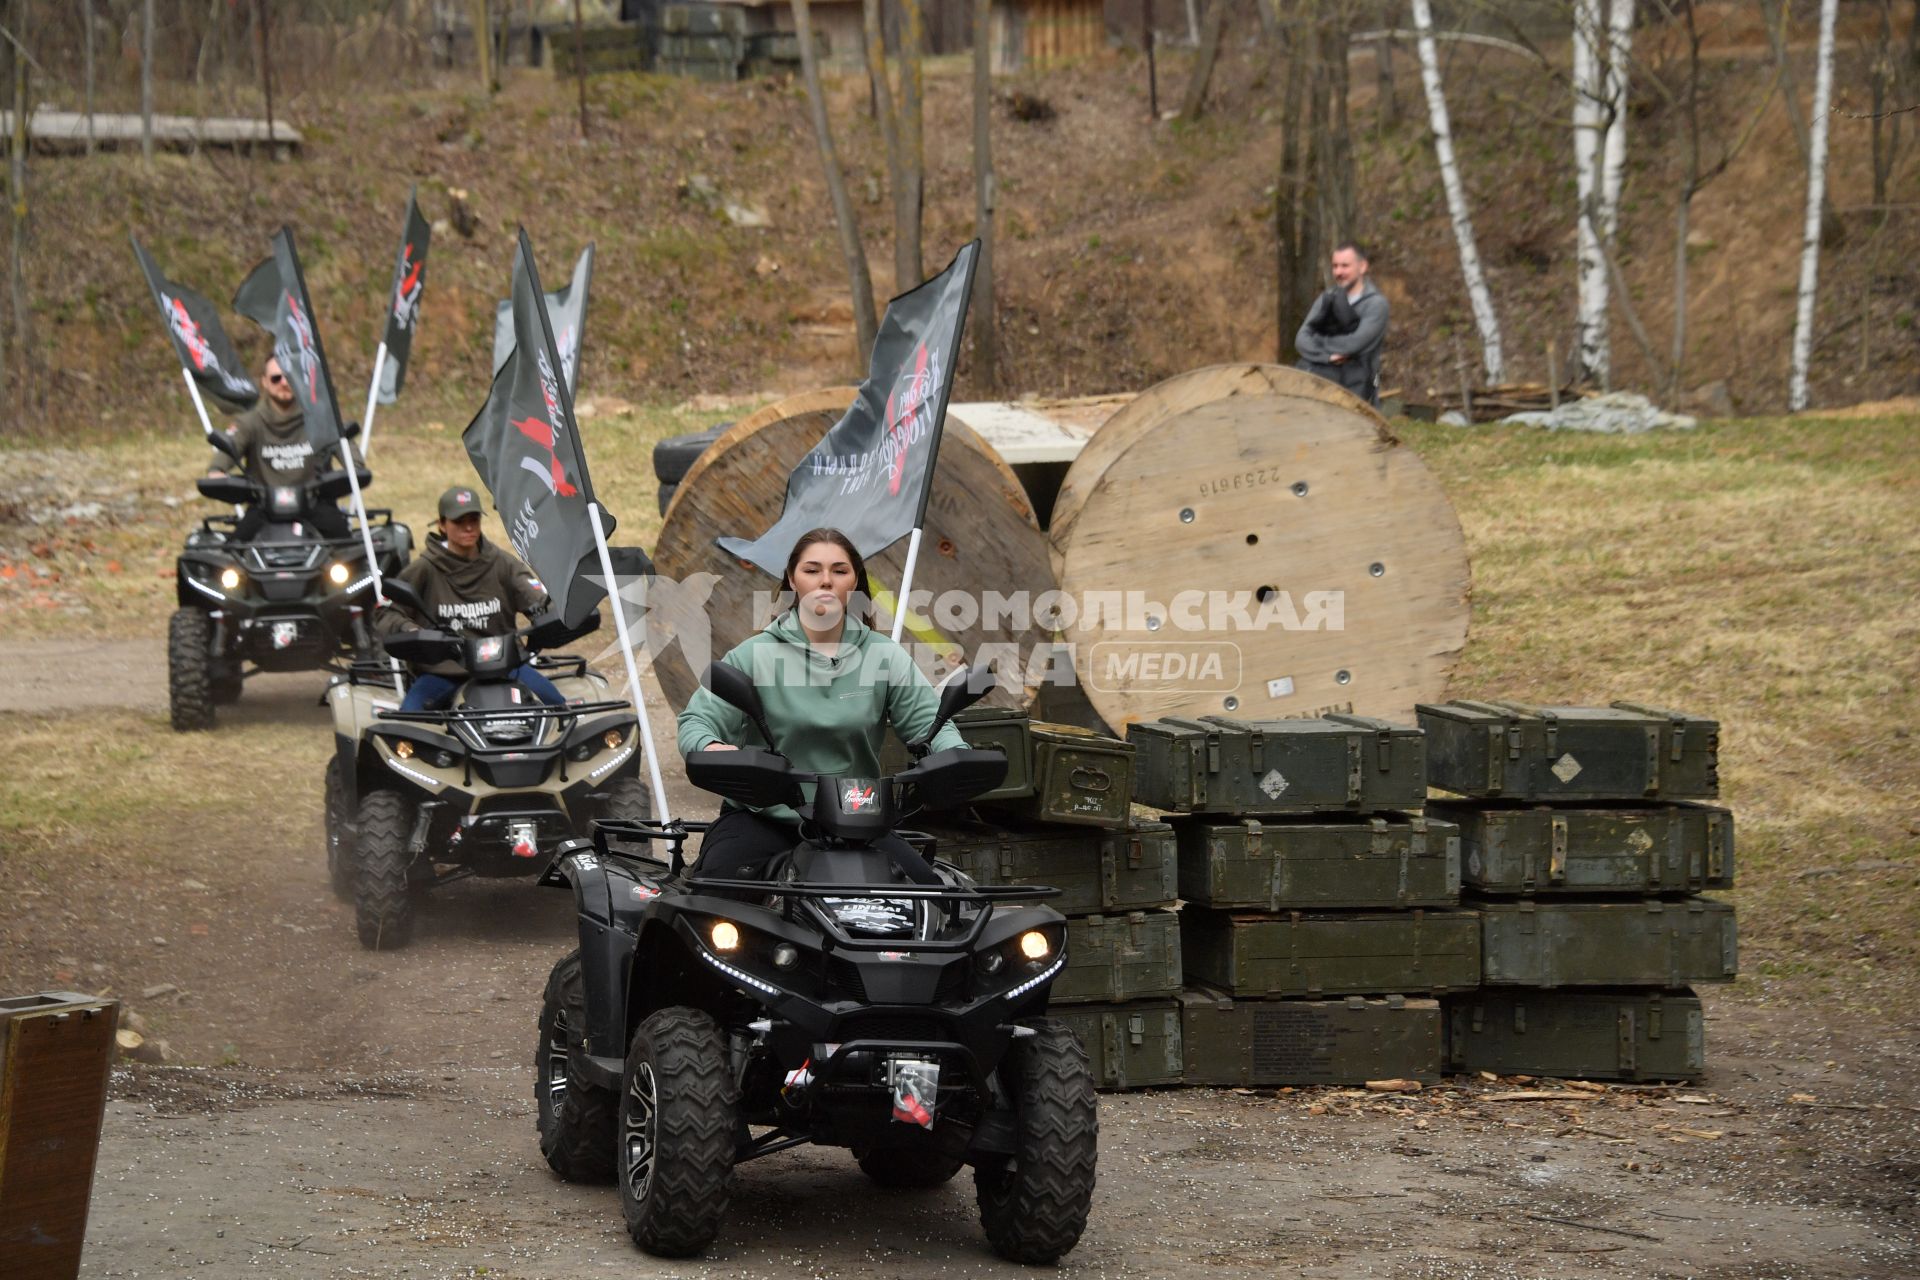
[374,699,637,786]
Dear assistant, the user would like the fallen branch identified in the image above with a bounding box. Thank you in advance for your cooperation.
[1525,1214,1660,1242]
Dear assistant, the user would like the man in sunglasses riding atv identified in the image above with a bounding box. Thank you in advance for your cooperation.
[375,486,567,712]
[206,355,357,542]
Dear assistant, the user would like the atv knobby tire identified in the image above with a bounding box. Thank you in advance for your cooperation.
[536,951,618,1183]
[352,789,415,950]
[856,1139,964,1189]
[323,756,357,900]
[167,608,215,732]
[597,775,653,825]
[618,1006,738,1258]
[975,1019,1099,1264]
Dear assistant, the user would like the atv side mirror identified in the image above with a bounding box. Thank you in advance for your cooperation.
[897,746,1009,811]
[341,419,362,440]
[205,430,242,462]
[921,664,998,748]
[523,607,598,652]
[702,661,778,751]
[379,577,428,615]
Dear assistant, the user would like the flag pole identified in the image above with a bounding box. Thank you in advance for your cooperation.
[179,368,245,518]
[889,527,924,645]
[588,501,671,823]
[360,341,389,458]
[332,435,405,695]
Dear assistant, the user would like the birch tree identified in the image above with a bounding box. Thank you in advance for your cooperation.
[972,0,996,388]
[1410,0,1504,383]
[791,0,878,358]
[1571,0,1632,387]
[1788,0,1839,412]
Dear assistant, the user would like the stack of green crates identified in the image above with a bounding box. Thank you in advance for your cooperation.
[1420,700,1736,1082]
[1129,714,1474,1087]
[656,3,764,81]
[903,708,1184,1090]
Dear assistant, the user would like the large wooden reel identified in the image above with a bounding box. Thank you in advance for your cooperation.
[1046,364,1471,731]
[651,389,1057,712]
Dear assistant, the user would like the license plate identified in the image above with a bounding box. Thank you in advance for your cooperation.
[507,821,539,858]
[888,1057,939,1128]
[270,621,299,649]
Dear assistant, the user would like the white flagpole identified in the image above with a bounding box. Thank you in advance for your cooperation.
[588,501,671,823]
[359,342,389,458]
[332,435,405,695]
[180,367,245,518]
[890,526,925,645]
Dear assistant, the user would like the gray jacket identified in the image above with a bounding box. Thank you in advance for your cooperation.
[1295,280,1389,405]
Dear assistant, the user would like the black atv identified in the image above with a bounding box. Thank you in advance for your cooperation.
[533,663,1098,1264]
[170,431,411,730]
[325,577,649,950]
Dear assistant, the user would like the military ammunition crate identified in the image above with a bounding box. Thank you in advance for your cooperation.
[1418,700,1719,801]
[881,705,1034,802]
[657,56,739,81]
[1444,988,1706,1081]
[1175,813,1460,910]
[1180,989,1442,1087]
[659,3,763,37]
[658,33,745,62]
[982,721,1135,828]
[1433,800,1734,896]
[1053,909,1182,1004]
[1129,714,1426,815]
[931,820,1176,915]
[1053,1001,1183,1090]
[1478,897,1737,987]
[1180,908,1481,998]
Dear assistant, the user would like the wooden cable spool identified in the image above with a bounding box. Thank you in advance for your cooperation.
[1046,364,1471,731]
[651,388,1057,713]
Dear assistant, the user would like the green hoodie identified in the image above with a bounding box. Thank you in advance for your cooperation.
[677,610,968,822]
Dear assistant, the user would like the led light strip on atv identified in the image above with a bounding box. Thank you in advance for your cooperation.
[1004,955,1066,1001]
[697,947,781,997]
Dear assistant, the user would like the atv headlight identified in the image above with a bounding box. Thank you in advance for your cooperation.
[710,921,741,952]
[1019,930,1052,961]
[219,567,243,591]
[393,739,415,760]
[327,562,350,586]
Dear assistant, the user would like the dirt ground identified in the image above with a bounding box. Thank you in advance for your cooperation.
[2,645,1915,1279]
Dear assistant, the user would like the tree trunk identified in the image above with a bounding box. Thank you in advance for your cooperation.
[972,0,996,389]
[861,0,907,289]
[1275,12,1320,361]
[9,0,28,393]
[1145,0,1159,119]
[471,0,493,92]
[142,0,156,164]
[1180,0,1231,121]
[1571,0,1609,385]
[83,0,96,156]
[791,0,878,358]
[899,0,926,287]
[1315,7,1354,243]
[1788,0,1838,412]
[1410,0,1504,383]
[1759,0,1838,239]
[258,0,276,155]
[572,0,588,138]
[1374,32,1399,133]
[1598,0,1632,242]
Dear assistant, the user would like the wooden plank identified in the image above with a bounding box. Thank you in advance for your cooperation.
[0,994,119,1277]
[2,110,301,153]
[651,390,1057,712]
[1048,363,1470,730]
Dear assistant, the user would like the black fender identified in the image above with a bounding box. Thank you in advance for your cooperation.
[547,843,662,1073]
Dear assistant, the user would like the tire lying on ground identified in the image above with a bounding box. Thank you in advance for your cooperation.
[653,424,729,484]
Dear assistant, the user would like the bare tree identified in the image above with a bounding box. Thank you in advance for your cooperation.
[1789,0,1839,411]
[7,0,29,405]
[142,0,155,164]
[572,0,588,139]
[791,0,877,357]
[83,0,95,155]
[972,0,996,388]
[1410,0,1504,382]
[258,0,276,154]
[899,0,926,286]
[860,0,909,287]
[471,0,494,93]
[1180,0,1232,121]
[1275,7,1323,359]
[1865,0,1908,217]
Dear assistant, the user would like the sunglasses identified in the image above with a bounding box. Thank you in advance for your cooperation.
[266,374,288,385]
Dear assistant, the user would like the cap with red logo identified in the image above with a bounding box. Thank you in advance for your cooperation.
[438,487,482,520]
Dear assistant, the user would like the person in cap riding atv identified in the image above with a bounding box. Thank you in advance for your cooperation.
[375,486,567,713]
[206,355,357,542]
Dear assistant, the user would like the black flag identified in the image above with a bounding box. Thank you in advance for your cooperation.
[249,228,350,455]
[463,231,612,630]
[490,242,592,394]
[378,188,432,404]
[130,236,259,409]
[718,241,978,577]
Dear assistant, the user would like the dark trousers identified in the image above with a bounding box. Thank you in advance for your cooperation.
[235,503,351,543]
[399,665,566,712]
[690,806,941,885]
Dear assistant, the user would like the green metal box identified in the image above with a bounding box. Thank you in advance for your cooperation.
[930,819,1176,915]
[985,722,1135,829]
[1180,908,1482,998]
[1418,700,1720,801]
[1179,990,1443,1086]
[1433,800,1734,896]
[1053,909,1182,1004]
[1175,813,1461,910]
[1128,714,1426,815]
[881,704,1035,802]
[1444,988,1706,1081]
[1478,897,1737,987]
[1052,1001,1183,1090]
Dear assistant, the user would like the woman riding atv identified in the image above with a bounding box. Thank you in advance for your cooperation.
[675,527,965,884]
[375,485,565,711]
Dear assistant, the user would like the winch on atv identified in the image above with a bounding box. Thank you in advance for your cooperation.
[533,662,1099,1264]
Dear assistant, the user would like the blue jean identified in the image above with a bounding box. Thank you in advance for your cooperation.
[399,665,566,712]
